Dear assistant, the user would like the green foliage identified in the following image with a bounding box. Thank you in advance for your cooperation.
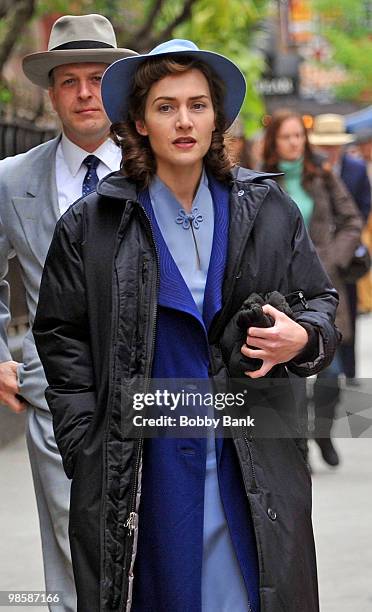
[0,84,12,106]
[313,0,372,100]
[175,0,268,135]
[32,0,269,132]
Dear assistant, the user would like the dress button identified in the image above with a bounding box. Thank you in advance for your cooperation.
[237,189,244,196]
[267,507,277,521]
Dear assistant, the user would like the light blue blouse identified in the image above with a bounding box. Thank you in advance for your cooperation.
[149,172,250,612]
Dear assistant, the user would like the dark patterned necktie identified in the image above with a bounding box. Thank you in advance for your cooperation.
[82,155,100,197]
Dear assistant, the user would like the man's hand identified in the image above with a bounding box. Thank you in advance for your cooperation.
[0,360,25,413]
[241,304,309,379]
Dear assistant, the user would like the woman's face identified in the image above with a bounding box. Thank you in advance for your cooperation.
[135,68,216,178]
[275,117,306,162]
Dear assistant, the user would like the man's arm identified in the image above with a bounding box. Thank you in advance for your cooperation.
[0,211,24,412]
[33,211,96,478]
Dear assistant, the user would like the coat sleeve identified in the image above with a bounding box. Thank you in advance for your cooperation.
[33,210,95,479]
[357,162,371,223]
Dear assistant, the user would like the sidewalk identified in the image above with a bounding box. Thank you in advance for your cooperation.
[0,424,44,612]
[310,312,372,612]
[0,314,371,610]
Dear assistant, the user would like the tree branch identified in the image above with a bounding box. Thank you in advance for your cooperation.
[131,0,165,44]
[156,0,196,42]
[0,0,35,74]
[133,0,197,52]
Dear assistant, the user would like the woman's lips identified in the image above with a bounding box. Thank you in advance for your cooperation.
[173,137,196,149]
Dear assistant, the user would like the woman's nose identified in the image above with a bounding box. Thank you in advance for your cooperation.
[176,107,193,129]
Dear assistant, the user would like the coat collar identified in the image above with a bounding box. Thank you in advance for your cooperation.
[25,135,61,197]
[96,166,282,201]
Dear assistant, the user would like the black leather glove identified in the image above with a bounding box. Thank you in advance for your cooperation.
[220,291,294,378]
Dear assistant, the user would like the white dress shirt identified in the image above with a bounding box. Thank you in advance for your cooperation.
[55,134,122,216]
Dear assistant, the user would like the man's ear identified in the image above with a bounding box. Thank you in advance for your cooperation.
[135,119,148,137]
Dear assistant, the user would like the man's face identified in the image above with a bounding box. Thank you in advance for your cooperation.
[358,141,372,162]
[48,63,110,150]
[316,144,343,166]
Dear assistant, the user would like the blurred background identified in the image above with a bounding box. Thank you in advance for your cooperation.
[0,1,371,610]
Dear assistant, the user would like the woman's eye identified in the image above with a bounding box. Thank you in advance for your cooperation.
[193,103,206,110]
[159,104,172,112]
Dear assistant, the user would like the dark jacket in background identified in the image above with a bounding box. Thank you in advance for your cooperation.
[341,153,371,222]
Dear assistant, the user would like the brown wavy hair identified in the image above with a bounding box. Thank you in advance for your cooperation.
[110,56,233,188]
[262,108,330,187]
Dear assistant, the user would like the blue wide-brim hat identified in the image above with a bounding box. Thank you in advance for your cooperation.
[101,39,246,128]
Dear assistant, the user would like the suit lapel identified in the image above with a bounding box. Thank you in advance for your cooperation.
[11,137,61,266]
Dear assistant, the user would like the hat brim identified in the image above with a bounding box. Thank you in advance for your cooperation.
[101,48,246,128]
[22,48,138,89]
[308,132,355,146]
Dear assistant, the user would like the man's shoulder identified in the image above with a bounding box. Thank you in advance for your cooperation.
[0,136,59,183]
[343,153,367,175]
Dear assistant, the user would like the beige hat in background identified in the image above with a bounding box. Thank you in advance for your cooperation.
[308,114,355,146]
[22,14,137,88]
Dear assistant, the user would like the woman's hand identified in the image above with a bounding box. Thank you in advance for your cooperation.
[241,304,309,378]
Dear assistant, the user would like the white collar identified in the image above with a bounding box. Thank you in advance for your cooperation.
[60,134,121,177]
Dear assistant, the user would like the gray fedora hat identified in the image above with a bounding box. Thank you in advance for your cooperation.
[101,39,246,128]
[23,14,138,89]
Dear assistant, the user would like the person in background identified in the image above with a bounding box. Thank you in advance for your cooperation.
[0,14,136,611]
[355,128,372,179]
[226,117,253,168]
[33,40,340,611]
[262,108,362,467]
[354,129,372,314]
[309,114,371,385]
[226,118,264,170]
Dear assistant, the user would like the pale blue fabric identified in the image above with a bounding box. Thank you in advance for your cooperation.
[149,172,250,611]
[149,170,213,314]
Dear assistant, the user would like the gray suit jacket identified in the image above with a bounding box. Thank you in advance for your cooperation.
[0,136,61,410]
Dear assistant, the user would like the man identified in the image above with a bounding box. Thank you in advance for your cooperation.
[354,128,372,314]
[0,14,136,611]
[355,128,372,181]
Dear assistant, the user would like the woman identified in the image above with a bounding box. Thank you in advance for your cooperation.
[33,41,340,612]
[262,109,362,466]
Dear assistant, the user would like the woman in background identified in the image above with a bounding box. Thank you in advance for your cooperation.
[262,108,362,467]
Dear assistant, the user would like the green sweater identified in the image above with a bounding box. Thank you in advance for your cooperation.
[279,158,314,228]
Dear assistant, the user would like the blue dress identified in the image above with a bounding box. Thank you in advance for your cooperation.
[132,172,259,612]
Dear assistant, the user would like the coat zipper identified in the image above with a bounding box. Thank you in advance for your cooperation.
[124,207,160,536]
